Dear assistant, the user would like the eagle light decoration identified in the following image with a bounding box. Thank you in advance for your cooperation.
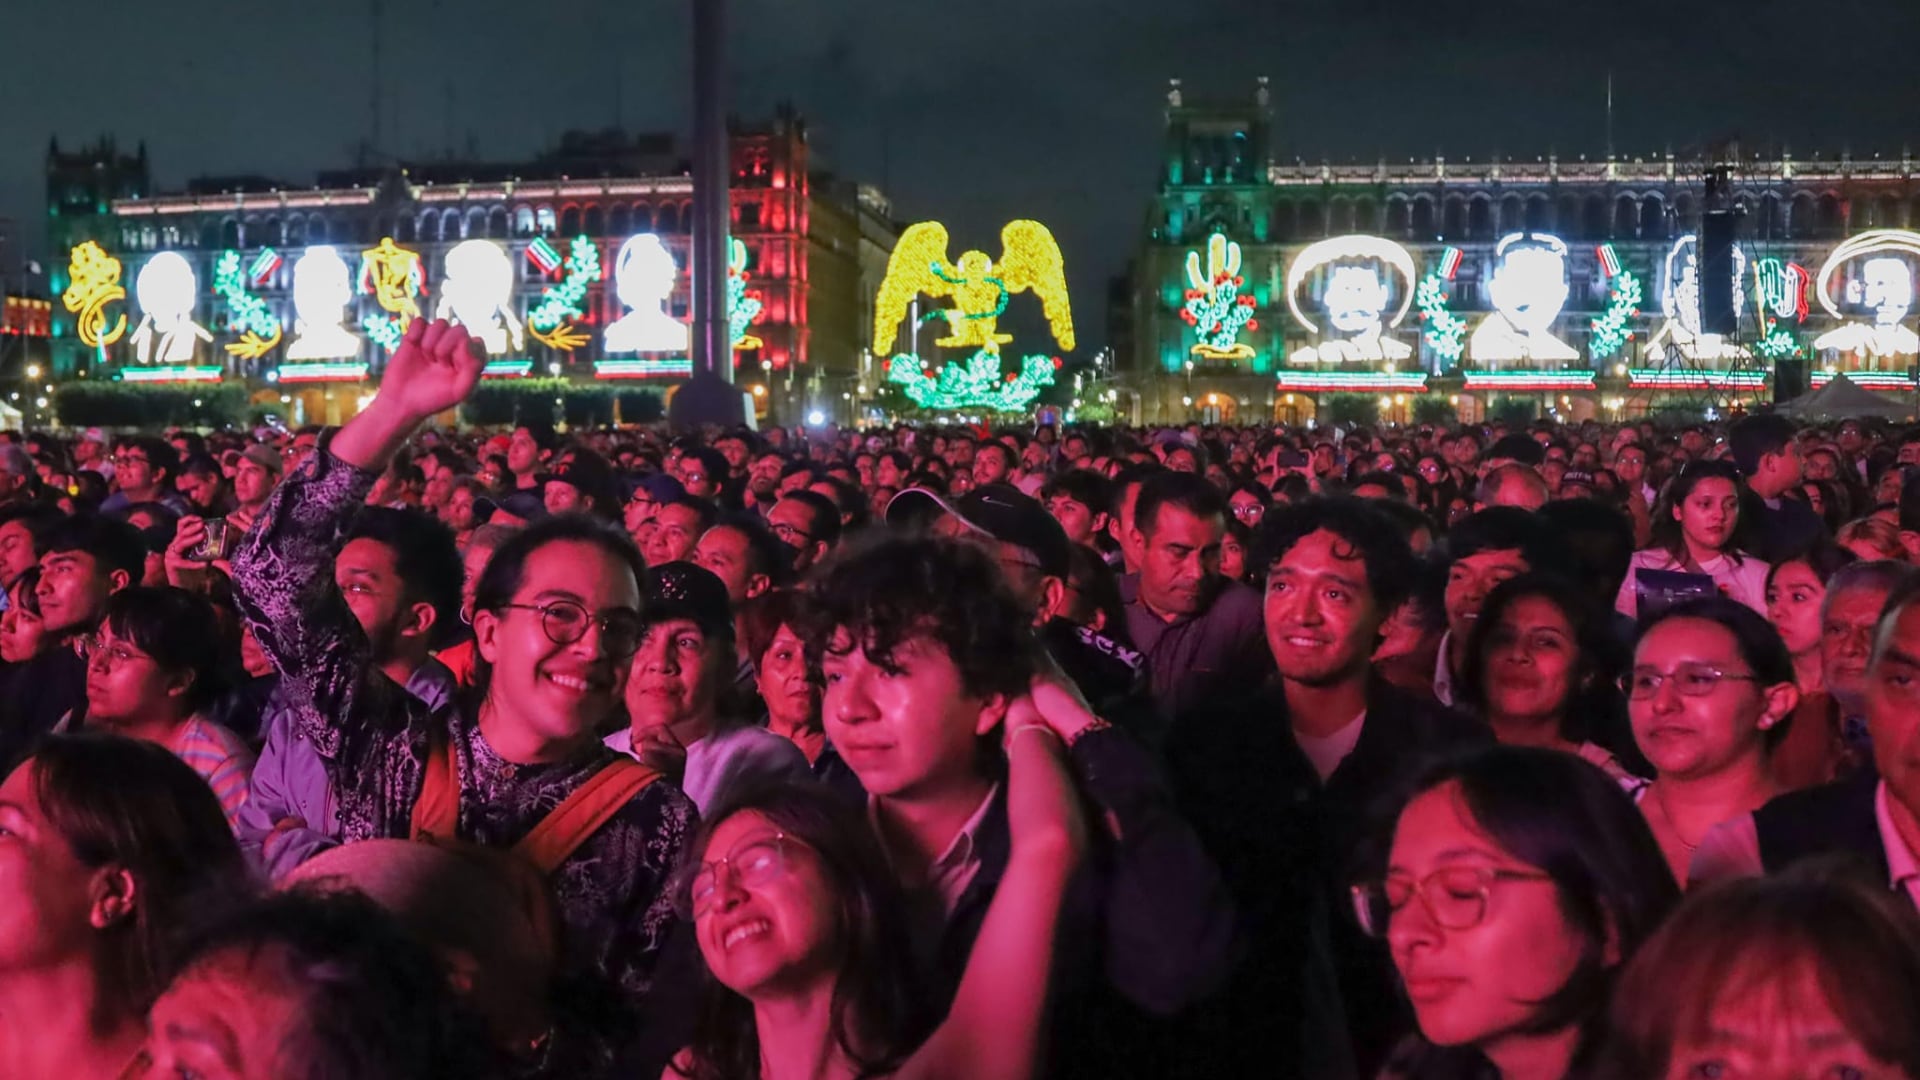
[875,220,1075,411]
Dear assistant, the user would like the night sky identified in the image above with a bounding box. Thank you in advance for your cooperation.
[7,0,1920,346]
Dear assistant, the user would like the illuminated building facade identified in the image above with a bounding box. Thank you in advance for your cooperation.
[1130,79,1920,423]
[47,113,898,423]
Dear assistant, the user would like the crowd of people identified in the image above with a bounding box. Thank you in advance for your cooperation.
[0,317,1918,1078]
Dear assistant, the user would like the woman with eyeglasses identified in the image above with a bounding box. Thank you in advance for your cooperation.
[1615,459,1769,620]
[668,713,1084,1080]
[1625,598,1797,886]
[1360,746,1678,1080]
[1226,481,1271,530]
[227,319,698,1074]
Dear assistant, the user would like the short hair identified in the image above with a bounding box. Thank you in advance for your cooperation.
[973,441,1014,471]
[101,586,233,713]
[737,589,806,673]
[29,733,250,1019]
[1040,469,1114,516]
[710,514,796,590]
[1837,516,1906,561]
[779,490,842,548]
[1107,462,1164,517]
[164,888,497,1080]
[1602,864,1920,1078]
[1133,470,1227,537]
[811,477,870,532]
[1347,471,1406,500]
[660,494,720,536]
[179,452,223,480]
[41,513,147,583]
[796,534,1037,702]
[683,445,730,486]
[470,515,646,689]
[0,504,65,552]
[1536,499,1636,600]
[1727,413,1796,477]
[344,507,464,649]
[1254,496,1417,612]
[121,435,180,482]
[1831,559,1920,629]
[1444,506,1553,571]
[1485,433,1545,467]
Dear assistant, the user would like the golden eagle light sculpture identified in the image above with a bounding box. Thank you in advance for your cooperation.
[874,220,1076,355]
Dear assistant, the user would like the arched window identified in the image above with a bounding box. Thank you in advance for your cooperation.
[287,215,307,246]
[441,208,462,240]
[1614,196,1637,238]
[1525,194,1552,233]
[513,207,535,237]
[1815,193,1842,237]
[1878,194,1902,229]
[1410,197,1435,237]
[465,207,487,239]
[535,205,557,234]
[1296,199,1322,238]
[1329,196,1354,235]
[1640,196,1666,240]
[608,204,630,237]
[488,207,509,238]
[1272,200,1297,242]
[560,205,582,236]
[1468,197,1493,239]
[585,204,605,236]
[222,219,241,248]
[1556,195,1579,236]
[1755,195,1783,239]
[1789,193,1816,238]
[396,215,416,243]
[1672,194,1696,232]
[1500,194,1524,234]
[199,223,220,250]
[1582,195,1607,240]
[633,204,656,234]
[1441,196,1466,240]
[1385,197,1409,236]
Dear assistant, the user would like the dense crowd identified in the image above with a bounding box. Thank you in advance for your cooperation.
[2,318,1919,1079]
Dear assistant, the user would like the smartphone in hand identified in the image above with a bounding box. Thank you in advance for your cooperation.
[193,517,230,562]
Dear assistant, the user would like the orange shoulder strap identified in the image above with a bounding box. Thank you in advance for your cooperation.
[513,759,662,875]
[409,734,460,844]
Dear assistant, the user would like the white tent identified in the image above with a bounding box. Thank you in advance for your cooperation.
[1777,372,1915,421]
[0,401,20,432]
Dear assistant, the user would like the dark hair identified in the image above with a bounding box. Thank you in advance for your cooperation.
[737,589,806,675]
[1765,539,1858,591]
[684,446,730,487]
[8,566,41,618]
[1458,573,1626,744]
[41,513,147,584]
[712,515,796,591]
[345,507,464,649]
[1636,596,1796,750]
[660,494,720,536]
[119,435,179,484]
[796,534,1037,702]
[1134,470,1227,537]
[1386,747,1680,1069]
[1726,413,1796,477]
[674,782,934,1080]
[1370,498,1437,549]
[1040,469,1114,515]
[470,515,646,690]
[1347,471,1405,500]
[1536,499,1636,604]
[1651,459,1750,563]
[1599,863,1920,1079]
[1106,462,1165,517]
[973,440,1014,471]
[811,477,870,532]
[180,452,223,480]
[0,504,64,556]
[779,490,843,548]
[165,888,499,1080]
[100,586,232,713]
[27,733,250,1024]
[1444,506,1554,574]
[1486,433,1546,467]
[1254,496,1417,612]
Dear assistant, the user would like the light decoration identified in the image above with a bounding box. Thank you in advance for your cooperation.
[285,247,362,360]
[596,357,693,379]
[1285,234,1415,365]
[727,238,765,352]
[1417,245,1467,366]
[275,361,369,383]
[1275,370,1428,393]
[1463,370,1597,391]
[129,252,214,364]
[1812,230,1920,360]
[1643,235,1746,364]
[118,364,222,383]
[1753,257,1810,361]
[1180,232,1258,361]
[1626,368,1768,389]
[1470,233,1578,363]
[61,241,128,349]
[1589,243,1643,363]
[482,360,533,378]
[1812,369,1913,390]
[359,237,425,352]
[604,234,689,354]
[873,220,1072,411]
[248,249,283,286]
[213,250,283,360]
[527,235,602,352]
[437,240,523,354]
[525,238,564,276]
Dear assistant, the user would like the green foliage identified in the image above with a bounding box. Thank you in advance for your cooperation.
[54,382,250,428]
[459,378,663,429]
[1488,395,1539,426]
[1411,395,1458,427]
[1320,394,1381,429]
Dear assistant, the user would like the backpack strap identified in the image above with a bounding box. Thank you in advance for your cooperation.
[409,733,461,844]
[514,759,662,875]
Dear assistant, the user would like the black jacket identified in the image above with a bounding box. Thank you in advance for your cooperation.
[1754,773,1888,879]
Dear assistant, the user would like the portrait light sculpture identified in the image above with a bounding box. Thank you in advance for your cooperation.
[1285,235,1416,366]
[602,234,689,354]
[1645,234,1749,364]
[285,247,362,360]
[437,240,523,355]
[1469,233,1578,364]
[129,252,213,364]
[1812,230,1920,361]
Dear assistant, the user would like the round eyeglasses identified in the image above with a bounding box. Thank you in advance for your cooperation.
[1351,866,1553,937]
[493,600,644,659]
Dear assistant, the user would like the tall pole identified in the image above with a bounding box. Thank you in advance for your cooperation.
[671,0,746,429]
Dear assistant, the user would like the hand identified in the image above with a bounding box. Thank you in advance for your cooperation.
[1003,658,1100,746]
[165,515,210,585]
[635,726,688,783]
[375,319,486,422]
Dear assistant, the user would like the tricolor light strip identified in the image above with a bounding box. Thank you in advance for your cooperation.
[526,238,563,276]
[596,358,693,379]
[1812,370,1916,390]
[1626,369,1769,389]
[249,249,283,286]
[482,360,533,378]
[275,362,369,383]
[1437,246,1463,281]
[1463,370,1598,391]
[119,365,223,383]
[1595,244,1623,278]
[1274,370,1429,392]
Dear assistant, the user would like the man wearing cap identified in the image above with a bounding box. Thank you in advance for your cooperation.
[0,445,36,510]
[228,444,283,534]
[74,429,113,484]
[545,448,620,522]
[624,473,685,550]
[608,562,808,812]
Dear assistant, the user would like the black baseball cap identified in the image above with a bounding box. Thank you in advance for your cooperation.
[886,483,1072,579]
[642,561,735,639]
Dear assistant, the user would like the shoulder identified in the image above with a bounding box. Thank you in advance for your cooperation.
[1212,580,1264,619]
[1627,548,1674,569]
[183,717,256,761]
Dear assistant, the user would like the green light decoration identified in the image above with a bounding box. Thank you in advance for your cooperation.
[1755,325,1801,361]
[1180,232,1258,360]
[527,236,602,352]
[886,350,1059,412]
[364,315,405,353]
[1416,273,1466,365]
[214,251,282,360]
[728,238,765,351]
[1589,270,1643,361]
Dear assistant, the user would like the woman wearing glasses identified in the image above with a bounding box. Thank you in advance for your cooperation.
[1615,460,1769,619]
[1361,747,1677,1080]
[669,715,1084,1080]
[228,319,697,1076]
[1625,598,1797,886]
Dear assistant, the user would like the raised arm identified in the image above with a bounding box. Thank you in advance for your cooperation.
[898,716,1084,1080]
